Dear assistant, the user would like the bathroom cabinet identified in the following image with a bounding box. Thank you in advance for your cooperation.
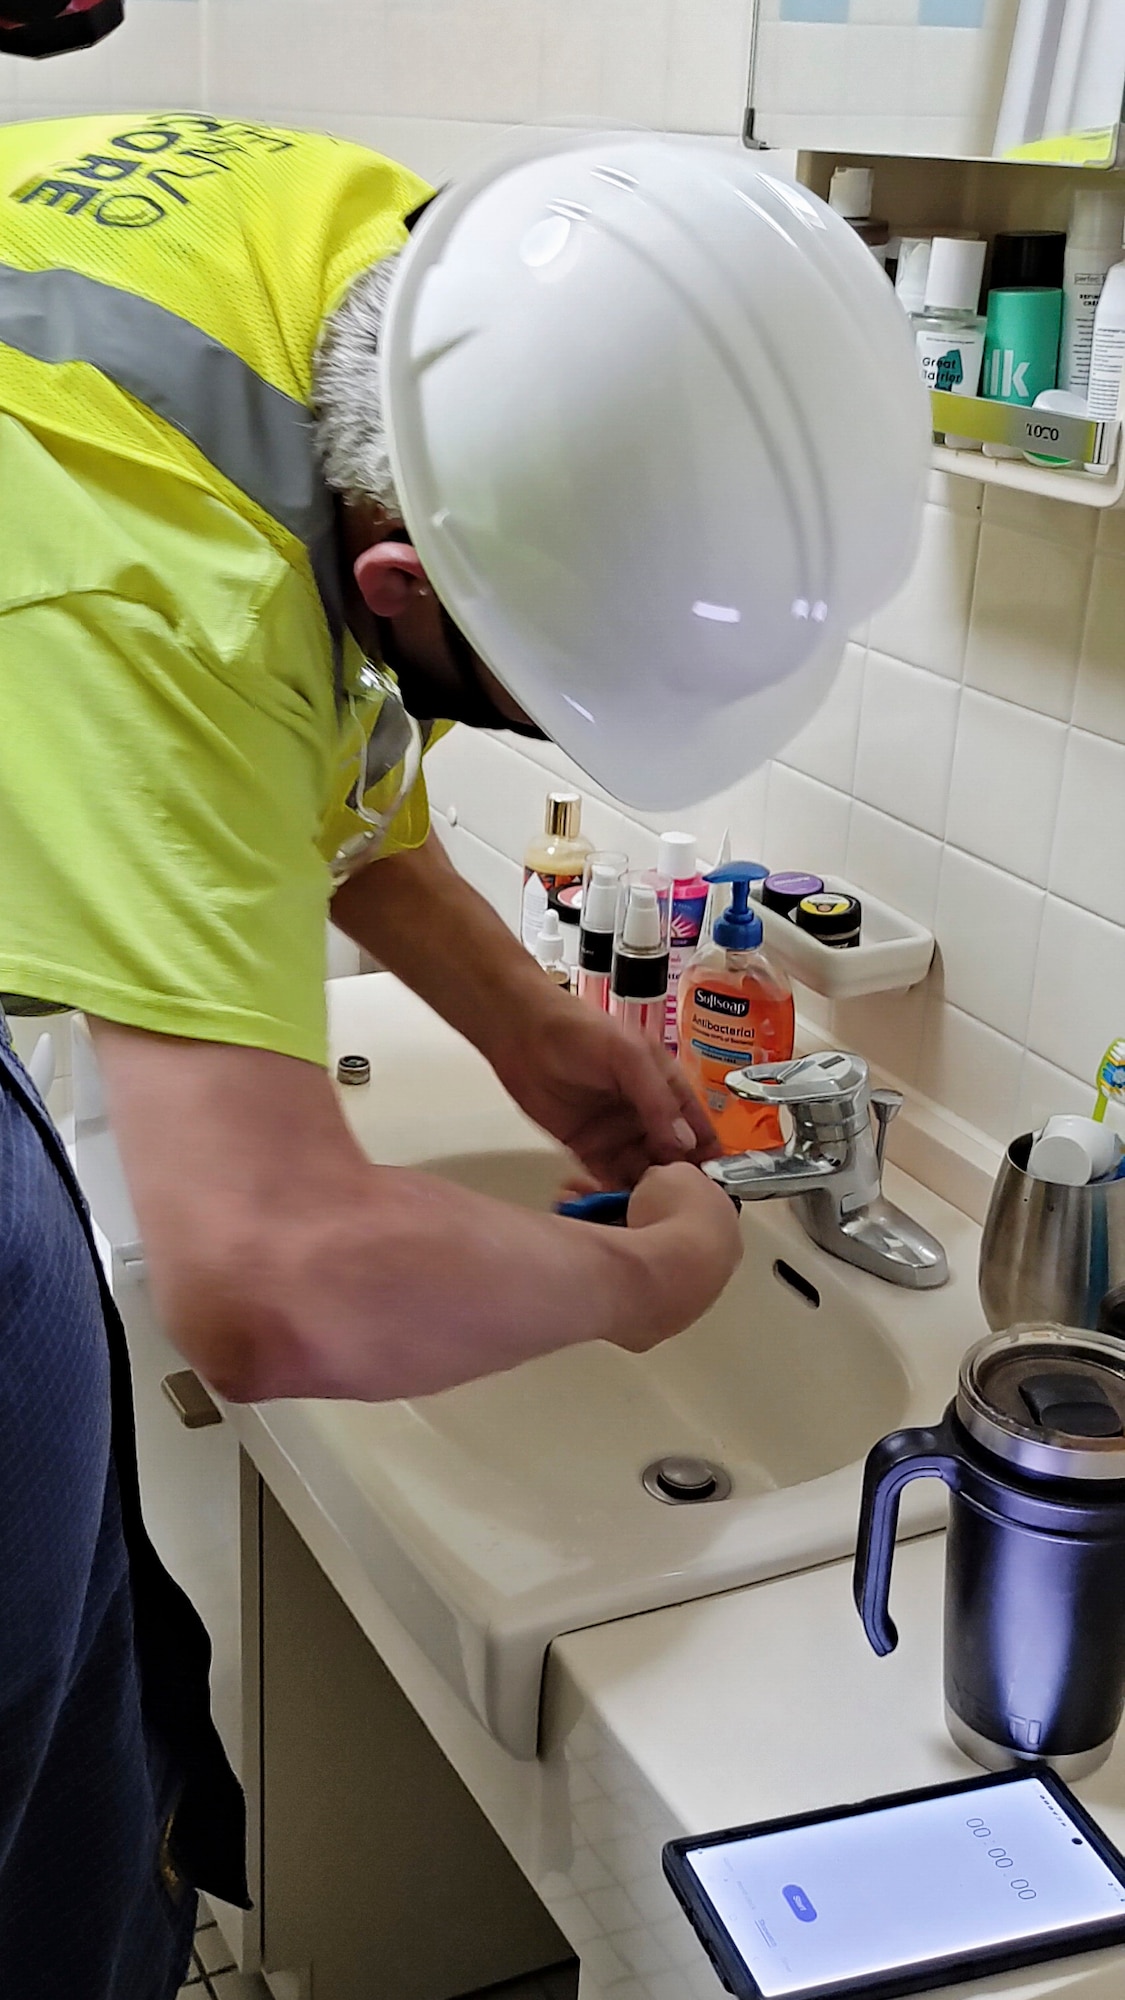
[793,148,1125,503]
[748,1,1125,168]
[257,1483,572,2000]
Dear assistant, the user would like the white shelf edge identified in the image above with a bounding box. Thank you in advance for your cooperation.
[932,442,1125,509]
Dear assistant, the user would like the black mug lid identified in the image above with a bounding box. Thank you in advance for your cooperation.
[958,1326,1125,1482]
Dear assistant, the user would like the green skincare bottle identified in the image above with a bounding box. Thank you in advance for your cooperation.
[981,232,1064,460]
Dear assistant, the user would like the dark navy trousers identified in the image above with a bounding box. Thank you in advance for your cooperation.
[0,1017,247,1997]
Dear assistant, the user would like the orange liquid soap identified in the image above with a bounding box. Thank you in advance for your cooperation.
[676,863,795,1152]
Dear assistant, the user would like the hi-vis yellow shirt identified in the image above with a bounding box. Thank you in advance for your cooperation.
[0,113,437,1063]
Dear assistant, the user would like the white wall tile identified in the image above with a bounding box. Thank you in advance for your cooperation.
[203,1,308,115]
[1015,1053,1095,1141]
[425,730,569,861]
[924,469,983,516]
[599,0,674,127]
[539,1,603,123]
[375,0,451,123]
[689,769,771,873]
[664,0,752,134]
[964,520,1092,721]
[932,848,1044,1043]
[846,804,943,929]
[0,54,21,113]
[867,501,978,680]
[432,813,522,926]
[915,1002,1023,1144]
[429,0,543,125]
[761,766,851,876]
[316,114,571,183]
[776,642,865,792]
[853,653,960,837]
[1074,556,1125,747]
[7,20,118,106]
[833,983,929,1089]
[1049,730,1125,930]
[108,0,203,108]
[1028,897,1125,1081]
[945,691,1066,886]
[981,485,1099,550]
[1097,505,1125,562]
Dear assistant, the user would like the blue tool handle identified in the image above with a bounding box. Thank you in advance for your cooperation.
[556,1183,743,1225]
[554,1189,632,1226]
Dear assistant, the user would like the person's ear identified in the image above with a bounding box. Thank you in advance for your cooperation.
[353,541,429,619]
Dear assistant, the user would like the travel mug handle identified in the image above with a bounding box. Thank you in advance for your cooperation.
[853,1412,961,1657]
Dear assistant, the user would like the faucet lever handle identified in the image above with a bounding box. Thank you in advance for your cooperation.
[725,1050,869,1107]
[870,1088,904,1175]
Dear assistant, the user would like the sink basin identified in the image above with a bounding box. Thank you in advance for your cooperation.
[240,977,986,1758]
[416,1145,909,1492]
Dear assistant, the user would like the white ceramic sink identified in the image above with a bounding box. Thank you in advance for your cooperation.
[244,977,987,1758]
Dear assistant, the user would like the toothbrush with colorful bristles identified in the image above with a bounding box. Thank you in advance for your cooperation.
[1092,1039,1125,1124]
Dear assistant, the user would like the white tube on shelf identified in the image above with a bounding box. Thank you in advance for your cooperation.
[1087,249,1125,451]
[995,0,1125,152]
[1053,0,1125,136]
[1061,190,1125,397]
[994,0,1067,155]
[1044,0,1094,139]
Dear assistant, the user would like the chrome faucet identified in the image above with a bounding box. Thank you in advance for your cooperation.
[704,1052,948,1290]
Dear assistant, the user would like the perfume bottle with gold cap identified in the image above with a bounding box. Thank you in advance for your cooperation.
[520,792,592,953]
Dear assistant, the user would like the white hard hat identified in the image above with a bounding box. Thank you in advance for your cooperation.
[382,136,929,812]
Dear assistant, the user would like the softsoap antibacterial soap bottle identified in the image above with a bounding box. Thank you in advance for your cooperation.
[676,863,795,1154]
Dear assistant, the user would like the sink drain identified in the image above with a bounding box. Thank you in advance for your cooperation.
[642,1455,732,1505]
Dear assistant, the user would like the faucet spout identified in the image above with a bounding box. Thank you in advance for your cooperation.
[704,1051,949,1290]
[705,1148,846,1203]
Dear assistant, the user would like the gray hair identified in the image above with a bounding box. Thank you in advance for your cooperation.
[311,252,404,512]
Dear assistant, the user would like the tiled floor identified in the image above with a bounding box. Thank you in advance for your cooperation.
[177,1908,270,2000]
[179,1907,579,2000]
[470,1969,578,1999]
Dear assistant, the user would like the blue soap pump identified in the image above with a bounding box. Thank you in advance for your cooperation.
[706,862,768,950]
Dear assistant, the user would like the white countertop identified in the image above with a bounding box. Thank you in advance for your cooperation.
[550,1533,1125,1999]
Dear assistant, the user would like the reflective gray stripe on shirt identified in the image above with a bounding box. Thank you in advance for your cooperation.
[0,260,345,693]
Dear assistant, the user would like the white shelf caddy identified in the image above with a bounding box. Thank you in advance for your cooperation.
[930,390,1125,509]
[751,876,935,1002]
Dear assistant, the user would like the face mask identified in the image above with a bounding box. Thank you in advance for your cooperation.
[377,612,546,739]
[0,0,123,57]
[369,532,547,740]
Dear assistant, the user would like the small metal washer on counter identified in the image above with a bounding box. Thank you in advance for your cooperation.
[336,1054,371,1087]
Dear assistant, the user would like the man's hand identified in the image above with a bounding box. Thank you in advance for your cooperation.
[489,983,718,1187]
[333,832,720,1184]
[620,1163,743,1346]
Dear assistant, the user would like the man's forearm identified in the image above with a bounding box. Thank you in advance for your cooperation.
[331,832,549,1064]
[89,1020,736,1406]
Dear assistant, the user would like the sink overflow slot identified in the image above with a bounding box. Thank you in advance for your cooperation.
[773,1260,821,1310]
[642,1456,733,1506]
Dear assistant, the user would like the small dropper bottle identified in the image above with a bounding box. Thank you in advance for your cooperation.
[534,910,571,991]
[609,876,671,1044]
